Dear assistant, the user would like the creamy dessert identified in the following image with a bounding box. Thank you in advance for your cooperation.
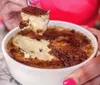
[6,6,94,69]
[20,6,49,34]
[13,35,54,61]
[7,27,94,69]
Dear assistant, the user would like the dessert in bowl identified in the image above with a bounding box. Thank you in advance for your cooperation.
[7,26,94,69]
[2,6,98,85]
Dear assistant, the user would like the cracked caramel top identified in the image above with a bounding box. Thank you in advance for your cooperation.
[7,27,93,69]
[22,6,48,16]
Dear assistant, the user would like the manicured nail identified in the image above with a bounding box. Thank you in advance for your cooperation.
[30,0,39,4]
[30,2,36,7]
[63,78,77,85]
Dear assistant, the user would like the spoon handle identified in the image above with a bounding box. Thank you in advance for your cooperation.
[26,0,30,6]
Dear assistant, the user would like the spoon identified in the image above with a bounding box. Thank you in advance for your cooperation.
[26,0,30,6]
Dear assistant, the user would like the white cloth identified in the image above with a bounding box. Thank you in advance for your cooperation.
[0,57,22,85]
[0,24,22,85]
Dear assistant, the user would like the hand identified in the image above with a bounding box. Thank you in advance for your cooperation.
[87,28,100,51]
[0,0,27,30]
[63,28,100,85]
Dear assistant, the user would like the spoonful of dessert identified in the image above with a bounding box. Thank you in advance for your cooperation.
[20,6,50,35]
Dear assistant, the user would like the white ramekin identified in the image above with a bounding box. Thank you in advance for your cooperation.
[2,20,98,85]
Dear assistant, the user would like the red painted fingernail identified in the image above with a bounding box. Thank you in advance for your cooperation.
[63,78,77,85]
[30,0,39,7]
[31,0,39,4]
[30,2,36,7]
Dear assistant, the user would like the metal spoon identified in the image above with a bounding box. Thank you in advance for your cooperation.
[26,0,30,6]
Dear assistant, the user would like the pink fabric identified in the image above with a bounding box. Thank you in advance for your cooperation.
[39,0,100,27]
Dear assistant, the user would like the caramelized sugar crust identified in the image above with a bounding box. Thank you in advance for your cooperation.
[22,6,47,16]
[7,27,93,69]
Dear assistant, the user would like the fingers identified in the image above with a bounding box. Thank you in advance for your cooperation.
[8,0,27,7]
[3,12,20,30]
[83,82,92,85]
[0,0,27,14]
[1,2,22,30]
[0,0,8,12]
[90,76,100,85]
[83,76,100,85]
[0,0,28,30]
[63,56,100,85]
[1,2,23,20]
[77,57,100,84]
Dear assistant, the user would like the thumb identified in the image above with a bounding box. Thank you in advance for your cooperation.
[63,56,100,85]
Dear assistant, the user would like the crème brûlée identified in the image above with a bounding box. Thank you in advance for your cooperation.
[20,6,49,34]
[7,27,94,69]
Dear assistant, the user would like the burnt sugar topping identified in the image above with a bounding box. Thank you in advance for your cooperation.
[22,6,48,16]
[7,27,94,69]
[19,20,29,29]
[20,6,49,34]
